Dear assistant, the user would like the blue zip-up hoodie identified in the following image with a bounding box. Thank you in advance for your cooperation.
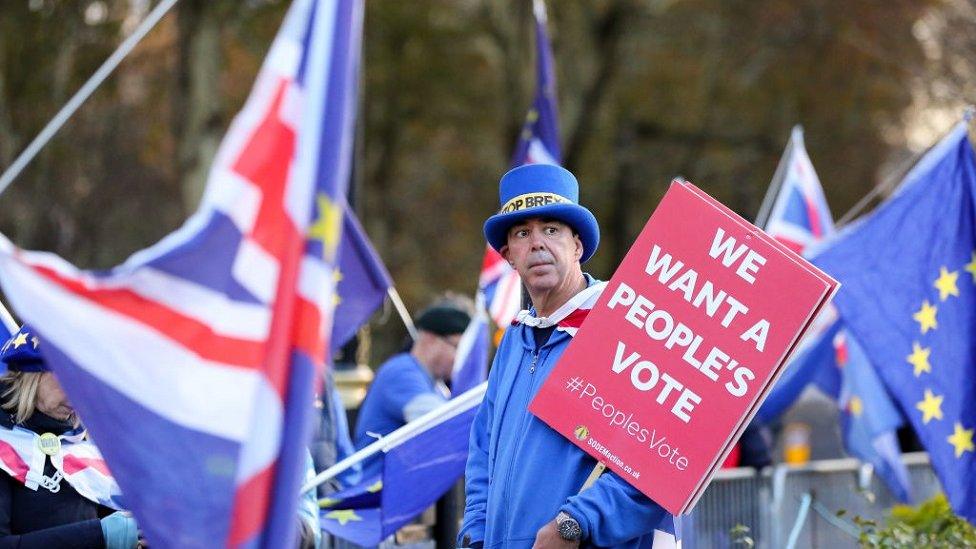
[459,278,669,548]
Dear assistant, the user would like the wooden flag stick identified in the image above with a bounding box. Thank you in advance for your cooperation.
[580,462,607,492]
[387,287,418,341]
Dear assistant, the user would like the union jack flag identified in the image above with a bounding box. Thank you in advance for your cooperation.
[756,126,838,422]
[0,426,124,510]
[511,280,605,338]
[0,0,363,546]
[757,125,835,252]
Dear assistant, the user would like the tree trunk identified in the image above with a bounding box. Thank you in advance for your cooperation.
[175,0,224,213]
[0,29,18,168]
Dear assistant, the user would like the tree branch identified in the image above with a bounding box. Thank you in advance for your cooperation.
[563,0,639,171]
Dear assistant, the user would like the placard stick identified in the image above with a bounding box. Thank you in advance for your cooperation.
[580,462,607,492]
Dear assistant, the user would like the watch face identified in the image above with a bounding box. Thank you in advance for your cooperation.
[558,518,582,541]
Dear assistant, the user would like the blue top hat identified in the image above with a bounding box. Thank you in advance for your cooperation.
[0,325,47,373]
[483,164,600,263]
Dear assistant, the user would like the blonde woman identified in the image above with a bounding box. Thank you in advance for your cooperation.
[0,325,138,549]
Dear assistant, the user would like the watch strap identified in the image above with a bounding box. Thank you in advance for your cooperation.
[556,511,582,541]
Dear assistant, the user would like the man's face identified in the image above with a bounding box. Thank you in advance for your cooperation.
[430,332,462,380]
[501,217,583,294]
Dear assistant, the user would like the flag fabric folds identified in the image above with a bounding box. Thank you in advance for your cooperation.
[821,331,912,502]
[479,249,522,331]
[756,125,837,421]
[451,297,490,395]
[754,125,911,501]
[0,320,12,375]
[756,126,834,252]
[0,424,124,510]
[330,207,393,353]
[755,315,840,423]
[319,387,484,546]
[813,121,976,521]
[0,0,364,546]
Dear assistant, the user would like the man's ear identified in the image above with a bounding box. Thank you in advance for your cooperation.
[500,245,512,264]
[573,234,583,260]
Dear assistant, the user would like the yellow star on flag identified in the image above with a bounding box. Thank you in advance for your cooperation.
[915,389,943,424]
[9,332,28,349]
[318,497,341,509]
[933,267,960,301]
[307,194,343,260]
[848,395,863,417]
[947,422,974,458]
[366,480,383,493]
[906,343,932,377]
[332,269,343,307]
[912,300,938,334]
[324,509,362,526]
[965,252,976,280]
[520,110,539,140]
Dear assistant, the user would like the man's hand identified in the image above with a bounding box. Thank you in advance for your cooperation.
[532,520,580,549]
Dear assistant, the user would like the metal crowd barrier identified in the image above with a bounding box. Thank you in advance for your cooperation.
[331,453,939,549]
[687,452,941,549]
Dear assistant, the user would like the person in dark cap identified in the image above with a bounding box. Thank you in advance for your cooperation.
[352,296,472,480]
[458,164,672,549]
[0,325,139,549]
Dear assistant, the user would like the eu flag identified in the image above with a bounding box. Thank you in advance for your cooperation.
[330,207,393,353]
[319,396,480,546]
[813,122,976,521]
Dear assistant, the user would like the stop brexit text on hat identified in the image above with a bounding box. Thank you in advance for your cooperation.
[528,179,838,515]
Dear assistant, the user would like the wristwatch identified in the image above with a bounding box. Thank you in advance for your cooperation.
[556,511,582,542]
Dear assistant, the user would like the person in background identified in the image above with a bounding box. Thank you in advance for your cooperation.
[0,325,138,549]
[721,421,773,469]
[353,296,472,479]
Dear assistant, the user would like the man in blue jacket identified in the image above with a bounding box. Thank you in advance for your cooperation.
[354,300,470,479]
[458,164,677,548]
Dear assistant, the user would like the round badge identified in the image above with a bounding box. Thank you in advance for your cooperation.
[37,433,61,456]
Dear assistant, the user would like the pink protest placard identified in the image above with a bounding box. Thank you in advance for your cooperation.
[529,180,838,515]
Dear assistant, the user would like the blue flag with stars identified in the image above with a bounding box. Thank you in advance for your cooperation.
[318,394,479,545]
[813,121,976,522]
[330,207,393,353]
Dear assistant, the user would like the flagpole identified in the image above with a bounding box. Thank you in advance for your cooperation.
[836,112,973,228]
[0,0,180,197]
[755,125,799,229]
[387,287,418,341]
[835,141,938,228]
[302,381,488,494]
[834,160,911,228]
[0,300,17,334]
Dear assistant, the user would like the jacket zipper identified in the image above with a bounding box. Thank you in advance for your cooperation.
[498,348,541,536]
